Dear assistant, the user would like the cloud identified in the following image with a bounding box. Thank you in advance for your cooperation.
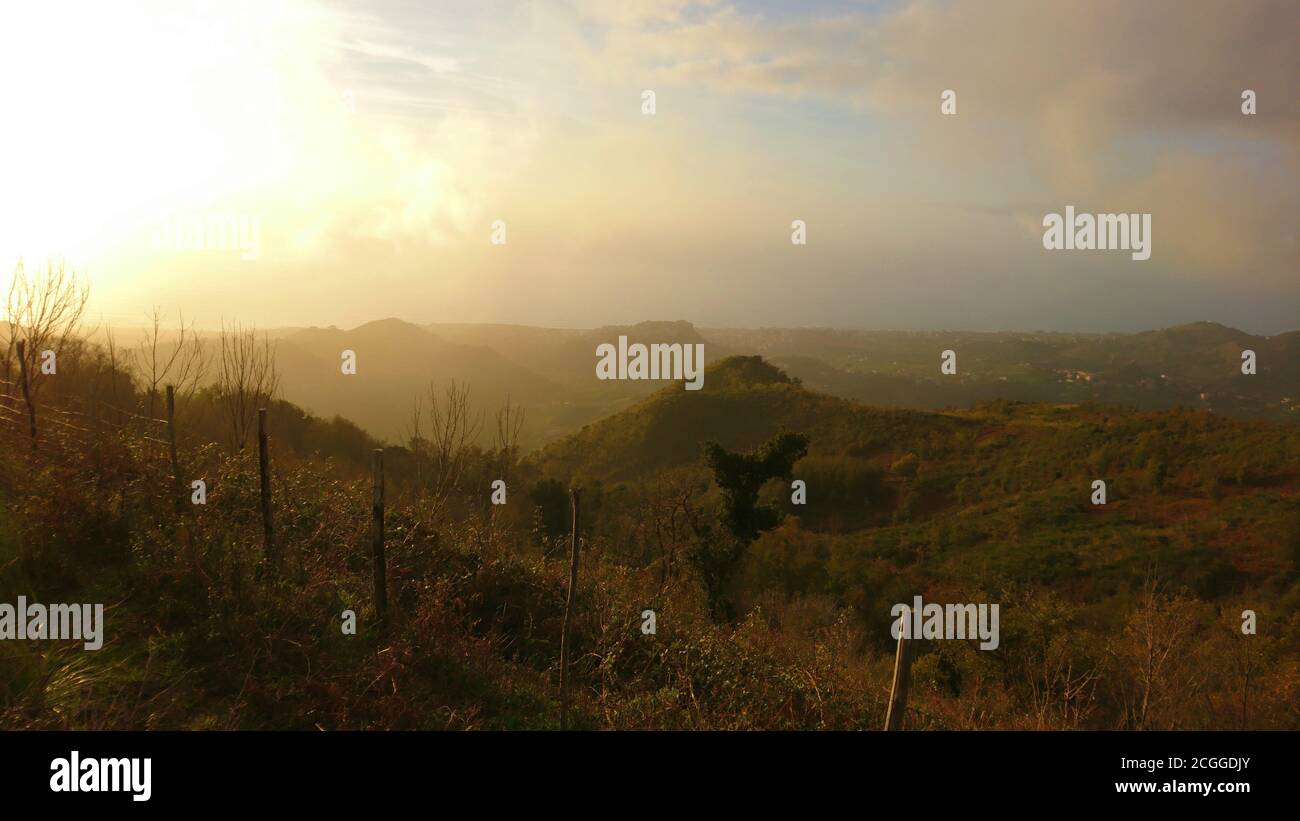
[18,0,1292,331]
[568,0,1298,284]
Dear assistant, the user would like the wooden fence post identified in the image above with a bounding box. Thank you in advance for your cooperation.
[371,448,388,632]
[884,606,916,730]
[257,408,274,560]
[558,488,581,730]
[15,340,36,450]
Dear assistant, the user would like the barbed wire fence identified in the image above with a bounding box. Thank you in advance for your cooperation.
[0,375,172,456]
[0,374,316,586]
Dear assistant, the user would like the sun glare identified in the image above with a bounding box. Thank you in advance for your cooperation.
[0,1,318,272]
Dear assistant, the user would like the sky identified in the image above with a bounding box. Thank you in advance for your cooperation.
[0,0,1295,333]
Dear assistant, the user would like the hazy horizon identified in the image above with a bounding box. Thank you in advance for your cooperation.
[72,314,1300,339]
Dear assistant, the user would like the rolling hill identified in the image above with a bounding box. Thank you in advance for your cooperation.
[534,355,1300,611]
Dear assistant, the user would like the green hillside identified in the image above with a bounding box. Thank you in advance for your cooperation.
[536,355,972,480]
[533,356,1300,715]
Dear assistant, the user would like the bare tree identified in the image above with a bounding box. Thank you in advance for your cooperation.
[494,395,525,466]
[408,397,427,491]
[407,380,482,523]
[134,307,207,418]
[101,326,126,420]
[1112,573,1205,730]
[492,396,526,506]
[1025,633,1104,729]
[3,259,90,446]
[1218,605,1269,729]
[474,396,527,540]
[215,321,278,451]
[648,473,709,596]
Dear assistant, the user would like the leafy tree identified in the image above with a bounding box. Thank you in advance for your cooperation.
[689,432,809,621]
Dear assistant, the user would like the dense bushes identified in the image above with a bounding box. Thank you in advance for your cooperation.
[2,354,1298,730]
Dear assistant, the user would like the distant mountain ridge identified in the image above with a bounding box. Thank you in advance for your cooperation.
[274,318,562,443]
[83,318,1299,447]
[269,318,740,445]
